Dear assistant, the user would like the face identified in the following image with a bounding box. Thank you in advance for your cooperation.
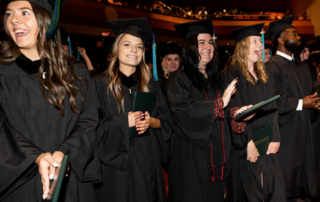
[62,45,69,52]
[96,41,104,48]
[164,54,180,72]
[281,28,301,53]
[197,33,214,68]
[247,36,263,64]
[6,1,39,51]
[118,34,144,69]
[264,48,270,62]
[301,47,310,61]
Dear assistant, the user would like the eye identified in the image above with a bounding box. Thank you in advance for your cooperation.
[5,12,12,17]
[138,46,143,50]
[168,58,171,61]
[124,43,129,47]
[199,42,204,45]
[22,11,29,15]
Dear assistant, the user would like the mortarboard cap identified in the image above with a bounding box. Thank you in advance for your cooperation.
[59,27,68,46]
[231,23,265,44]
[173,19,213,41]
[106,17,153,46]
[157,41,182,58]
[265,15,295,40]
[5,0,67,13]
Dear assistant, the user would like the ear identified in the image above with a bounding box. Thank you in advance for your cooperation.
[278,37,284,46]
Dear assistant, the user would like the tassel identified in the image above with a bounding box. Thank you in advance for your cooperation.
[77,50,80,60]
[270,49,272,58]
[221,165,225,180]
[68,33,72,56]
[260,28,265,62]
[152,33,159,81]
[45,0,61,40]
[212,28,217,43]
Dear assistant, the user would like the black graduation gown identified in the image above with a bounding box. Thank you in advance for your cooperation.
[93,73,174,202]
[266,55,317,198]
[165,70,231,202]
[0,55,101,201]
[222,64,286,202]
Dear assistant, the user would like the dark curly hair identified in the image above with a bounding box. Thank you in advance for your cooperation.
[182,34,221,91]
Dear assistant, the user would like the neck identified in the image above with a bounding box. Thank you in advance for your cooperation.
[247,62,257,77]
[119,64,136,77]
[198,63,208,78]
[278,46,292,57]
[20,48,40,61]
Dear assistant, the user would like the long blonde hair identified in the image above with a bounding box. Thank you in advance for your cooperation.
[161,55,170,78]
[230,37,267,85]
[104,33,151,113]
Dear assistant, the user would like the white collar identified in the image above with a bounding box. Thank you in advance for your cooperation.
[276,50,294,61]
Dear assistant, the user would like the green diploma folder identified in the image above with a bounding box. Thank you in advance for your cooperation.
[310,86,320,98]
[45,155,69,202]
[252,126,272,155]
[129,91,157,138]
[235,95,280,121]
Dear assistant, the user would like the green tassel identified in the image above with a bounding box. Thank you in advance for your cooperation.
[45,0,61,40]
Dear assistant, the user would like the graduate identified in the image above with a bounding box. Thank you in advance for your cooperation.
[93,17,174,202]
[265,16,320,201]
[0,0,101,201]
[222,23,286,202]
[157,41,182,93]
[166,19,252,202]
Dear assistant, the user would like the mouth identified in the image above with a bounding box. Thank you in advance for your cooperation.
[127,55,138,59]
[254,50,261,56]
[14,28,30,37]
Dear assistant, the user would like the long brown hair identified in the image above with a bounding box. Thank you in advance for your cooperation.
[0,2,81,115]
[104,33,151,113]
[230,37,267,85]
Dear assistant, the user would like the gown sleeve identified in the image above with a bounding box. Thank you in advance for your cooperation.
[0,104,44,196]
[266,61,299,127]
[93,77,130,172]
[221,69,253,150]
[165,71,220,149]
[56,68,101,183]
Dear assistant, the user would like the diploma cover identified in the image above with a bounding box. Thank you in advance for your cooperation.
[129,91,157,138]
[310,86,320,98]
[45,155,69,202]
[253,126,272,155]
[235,95,280,121]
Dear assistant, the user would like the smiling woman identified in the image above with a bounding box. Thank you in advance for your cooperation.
[93,17,174,202]
[0,0,101,201]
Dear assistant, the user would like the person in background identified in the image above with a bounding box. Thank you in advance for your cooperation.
[265,15,320,202]
[264,45,271,62]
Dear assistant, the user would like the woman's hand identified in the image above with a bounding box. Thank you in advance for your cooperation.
[266,142,280,155]
[77,47,87,57]
[35,153,59,199]
[235,105,256,121]
[136,111,152,135]
[247,140,260,163]
[128,111,144,128]
[222,78,237,108]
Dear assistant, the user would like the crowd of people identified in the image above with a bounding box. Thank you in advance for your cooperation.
[1,0,320,202]
[94,0,309,21]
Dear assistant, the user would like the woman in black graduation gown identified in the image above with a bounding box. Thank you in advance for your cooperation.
[166,19,251,202]
[0,0,101,201]
[157,41,182,93]
[93,18,174,202]
[222,24,286,202]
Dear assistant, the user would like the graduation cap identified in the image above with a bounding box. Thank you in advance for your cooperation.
[173,19,213,40]
[6,0,67,40]
[231,23,265,44]
[59,27,68,46]
[265,15,295,40]
[157,41,182,58]
[106,17,153,46]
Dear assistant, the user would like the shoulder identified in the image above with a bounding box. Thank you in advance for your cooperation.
[72,59,89,78]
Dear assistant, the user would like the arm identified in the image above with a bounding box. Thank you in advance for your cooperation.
[78,47,94,71]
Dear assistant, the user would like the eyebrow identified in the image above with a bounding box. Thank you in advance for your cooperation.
[122,41,144,46]
[6,7,33,12]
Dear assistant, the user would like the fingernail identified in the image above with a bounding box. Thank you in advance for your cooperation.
[43,195,46,200]
[50,174,54,180]
[137,122,140,124]
[54,175,58,180]
[53,163,59,168]
[65,174,68,177]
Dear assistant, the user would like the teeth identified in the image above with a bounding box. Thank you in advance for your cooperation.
[15,30,28,34]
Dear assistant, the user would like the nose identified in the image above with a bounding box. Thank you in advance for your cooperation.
[10,13,21,25]
[131,45,137,53]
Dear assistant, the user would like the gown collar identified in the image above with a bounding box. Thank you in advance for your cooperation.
[120,71,138,89]
[15,54,41,75]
